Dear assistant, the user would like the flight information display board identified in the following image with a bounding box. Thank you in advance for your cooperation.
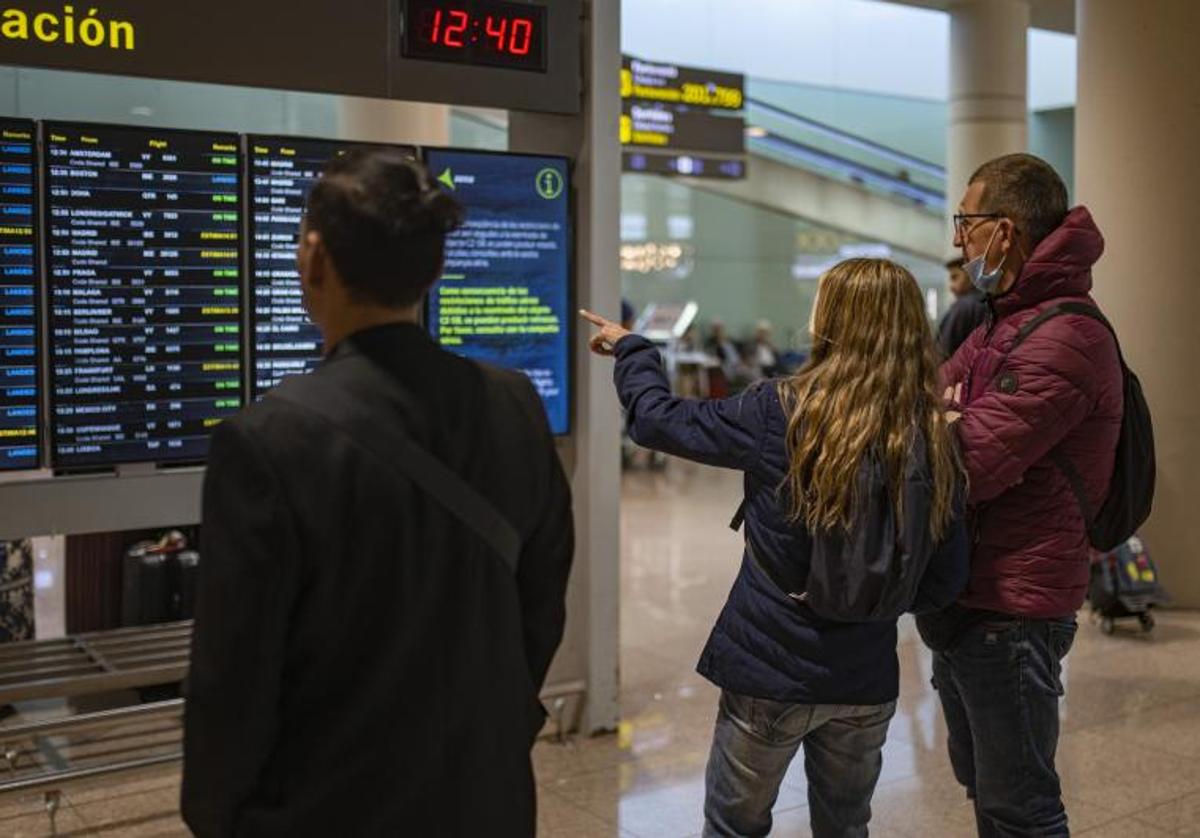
[0,119,40,471]
[248,136,415,398]
[425,149,571,436]
[44,123,243,469]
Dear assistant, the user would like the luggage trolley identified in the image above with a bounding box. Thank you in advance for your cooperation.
[1088,535,1169,635]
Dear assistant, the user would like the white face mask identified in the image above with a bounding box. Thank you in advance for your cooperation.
[964,222,1007,295]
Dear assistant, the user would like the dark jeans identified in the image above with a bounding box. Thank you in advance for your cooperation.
[702,690,896,838]
[932,615,1078,837]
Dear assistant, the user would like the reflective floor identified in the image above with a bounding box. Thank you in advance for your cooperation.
[5,459,1199,836]
[533,461,1200,838]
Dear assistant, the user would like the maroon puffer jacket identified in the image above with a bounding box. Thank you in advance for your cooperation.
[941,207,1123,618]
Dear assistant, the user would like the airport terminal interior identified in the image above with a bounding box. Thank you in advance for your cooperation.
[1,0,1199,835]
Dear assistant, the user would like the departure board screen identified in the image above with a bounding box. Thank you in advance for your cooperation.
[0,119,40,471]
[248,136,415,398]
[44,123,243,469]
[425,149,571,436]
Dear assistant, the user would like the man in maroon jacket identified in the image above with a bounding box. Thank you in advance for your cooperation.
[933,154,1123,836]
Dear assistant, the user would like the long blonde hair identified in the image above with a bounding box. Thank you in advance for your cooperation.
[779,258,962,540]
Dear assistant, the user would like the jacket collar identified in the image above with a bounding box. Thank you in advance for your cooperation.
[992,206,1105,318]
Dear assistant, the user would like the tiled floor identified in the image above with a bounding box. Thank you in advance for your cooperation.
[7,459,1199,836]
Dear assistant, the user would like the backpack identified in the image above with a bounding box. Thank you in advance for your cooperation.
[729,451,943,623]
[1001,302,1155,552]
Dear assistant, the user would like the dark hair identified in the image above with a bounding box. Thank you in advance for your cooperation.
[304,148,465,307]
[969,153,1068,249]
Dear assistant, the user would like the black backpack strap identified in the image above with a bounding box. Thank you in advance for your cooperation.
[727,500,806,602]
[1000,301,1121,537]
[269,353,522,575]
[1051,449,1098,536]
[729,500,746,532]
[1007,301,1124,365]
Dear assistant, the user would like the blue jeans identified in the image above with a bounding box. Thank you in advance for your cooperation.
[702,690,896,838]
[932,615,1078,837]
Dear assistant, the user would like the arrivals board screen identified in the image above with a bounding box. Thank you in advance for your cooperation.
[44,123,243,469]
[248,136,415,398]
[0,119,40,470]
[425,149,571,436]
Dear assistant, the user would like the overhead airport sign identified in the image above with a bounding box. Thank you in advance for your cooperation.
[621,56,744,111]
[621,55,746,179]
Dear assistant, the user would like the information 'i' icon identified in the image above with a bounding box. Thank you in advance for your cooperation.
[535,167,563,200]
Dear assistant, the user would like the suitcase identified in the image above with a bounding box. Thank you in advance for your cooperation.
[121,531,192,627]
[1088,535,1169,635]
[171,550,201,621]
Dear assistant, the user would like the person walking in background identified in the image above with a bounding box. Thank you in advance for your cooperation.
[184,150,573,837]
[582,258,970,838]
[936,256,989,359]
[922,153,1123,837]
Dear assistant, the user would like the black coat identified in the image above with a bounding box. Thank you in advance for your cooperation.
[614,335,968,706]
[182,324,573,838]
[936,289,989,359]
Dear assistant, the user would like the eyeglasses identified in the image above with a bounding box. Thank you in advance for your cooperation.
[953,212,1002,236]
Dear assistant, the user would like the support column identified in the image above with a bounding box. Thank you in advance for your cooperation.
[1076,0,1200,606]
[510,2,622,732]
[337,97,450,146]
[947,0,1030,213]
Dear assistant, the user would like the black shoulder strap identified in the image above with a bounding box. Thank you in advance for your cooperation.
[729,500,746,532]
[269,352,522,575]
[1003,301,1122,534]
[1009,301,1124,366]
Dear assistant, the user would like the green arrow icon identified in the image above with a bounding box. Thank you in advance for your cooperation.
[438,168,456,190]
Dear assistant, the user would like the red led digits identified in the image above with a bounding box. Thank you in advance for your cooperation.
[509,18,532,55]
[483,15,505,51]
[423,8,534,55]
[404,0,545,71]
[443,9,468,47]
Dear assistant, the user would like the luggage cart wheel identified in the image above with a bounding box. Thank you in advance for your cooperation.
[1139,612,1155,633]
[1101,617,1115,635]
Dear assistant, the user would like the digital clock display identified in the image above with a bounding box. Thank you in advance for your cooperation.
[401,0,548,73]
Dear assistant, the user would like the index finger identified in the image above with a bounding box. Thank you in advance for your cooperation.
[578,309,611,328]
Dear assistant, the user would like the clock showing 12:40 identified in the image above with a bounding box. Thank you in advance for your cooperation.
[401,0,549,73]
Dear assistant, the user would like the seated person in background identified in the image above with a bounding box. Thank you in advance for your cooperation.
[183,149,574,838]
[751,320,781,378]
[581,257,969,838]
[706,320,743,378]
[704,320,742,398]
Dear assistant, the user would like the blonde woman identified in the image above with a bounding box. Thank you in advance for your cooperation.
[582,258,969,838]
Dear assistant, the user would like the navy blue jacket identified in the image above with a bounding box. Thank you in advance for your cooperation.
[615,336,969,705]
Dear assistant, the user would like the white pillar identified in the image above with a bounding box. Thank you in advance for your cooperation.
[337,98,450,146]
[1076,0,1200,607]
[509,4,622,732]
[947,0,1030,214]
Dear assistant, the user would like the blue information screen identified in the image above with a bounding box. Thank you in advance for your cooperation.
[0,118,40,471]
[425,149,571,436]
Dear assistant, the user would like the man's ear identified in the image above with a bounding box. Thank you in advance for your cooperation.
[998,218,1019,256]
[301,229,327,287]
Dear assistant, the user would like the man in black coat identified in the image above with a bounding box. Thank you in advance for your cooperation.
[936,256,989,359]
[182,150,574,837]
